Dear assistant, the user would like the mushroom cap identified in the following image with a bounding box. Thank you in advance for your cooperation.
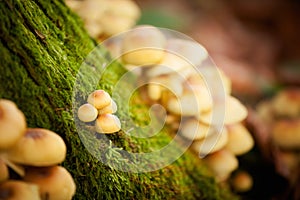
[179,118,214,140]
[106,0,140,20]
[0,99,26,150]
[7,128,66,166]
[0,181,40,200]
[98,99,118,115]
[231,171,253,192]
[191,127,228,156]
[99,15,136,36]
[272,88,300,117]
[225,123,254,155]
[95,114,121,133]
[87,90,112,109]
[204,149,238,181]
[0,159,9,183]
[24,166,76,200]
[121,25,166,65]
[198,96,247,125]
[77,103,98,122]
[272,119,300,149]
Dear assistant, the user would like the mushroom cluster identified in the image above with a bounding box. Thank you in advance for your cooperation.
[78,90,121,134]
[107,25,254,184]
[254,88,300,184]
[0,99,76,200]
[66,0,140,40]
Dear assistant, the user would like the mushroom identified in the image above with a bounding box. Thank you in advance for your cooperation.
[77,103,98,122]
[0,181,40,200]
[95,114,121,133]
[271,119,300,149]
[191,127,228,156]
[99,15,136,36]
[98,99,118,115]
[146,39,208,78]
[6,128,66,166]
[204,149,238,182]
[87,90,112,109]
[231,171,253,192]
[24,166,76,200]
[198,96,247,125]
[179,118,214,140]
[0,159,8,182]
[105,0,140,20]
[121,25,166,65]
[0,99,26,150]
[272,88,300,117]
[225,123,254,155]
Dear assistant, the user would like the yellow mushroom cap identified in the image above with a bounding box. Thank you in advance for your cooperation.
[204,149,238,181]
[24,166,76,200]
[87,90,112,109]
[0,99,26,150]
[98,99,118,115]
[77,103,98,122]
[225,123,254,155]
[231,171,253,192]
[0,159,9,183]
[0,181,40,200]
[95,114,121,134]
[198,96,248,125]
[7,128,66,166]
[121,25,166,65]
[272,119,300,149]
[272,88,300,117]
[191,127,228,156]
[106,0,140,20]
[180,118,214,140]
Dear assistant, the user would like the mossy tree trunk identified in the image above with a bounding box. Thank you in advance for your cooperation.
[0,0,236,199]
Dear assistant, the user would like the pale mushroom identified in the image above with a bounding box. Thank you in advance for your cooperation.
[77,103,98,122]
[0,181,40,200]
[87,90,112,109]
[95,114,121,133]
[0,99,26,150]
[271,119,300,149]
[105,0,140,20]
[272,88,300,117]
[121,25,166,65]
[98,99,118,115]
[191,128,228,156]
[225,123,254,155]
[6,128,66,166]
[24,166,76,200]
[198,96,247,125]
[204,149,238,182]
[179,118,214,140]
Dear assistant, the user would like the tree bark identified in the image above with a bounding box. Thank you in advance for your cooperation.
[0,0,236,199]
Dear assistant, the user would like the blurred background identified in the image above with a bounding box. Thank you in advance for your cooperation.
[134,1,300,199]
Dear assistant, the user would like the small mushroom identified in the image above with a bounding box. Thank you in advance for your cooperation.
[231,171,253,192]
[6,128,66,166]
[105,0,140,20]
[191,128,228,156]
[99,15,136,36]
[272,88,300,117]
[272,119,300,149]
[87,90,112,109]
[121,25,166,65]
[98,99,118,115]
[24,166,76,200]
[204,149,238,182]
[77,103,98,122]
[179,118,214,140]
[198,96,247,125]
[0,181,40,200]
[0,159,8,182]
[0,99,26,150]
[225,123,254,155]
[95,114,121,133]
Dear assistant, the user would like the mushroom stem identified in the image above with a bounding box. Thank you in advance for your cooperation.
[1,156,25,177]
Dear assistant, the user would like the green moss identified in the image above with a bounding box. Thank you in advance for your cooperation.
[0,0,238,199]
